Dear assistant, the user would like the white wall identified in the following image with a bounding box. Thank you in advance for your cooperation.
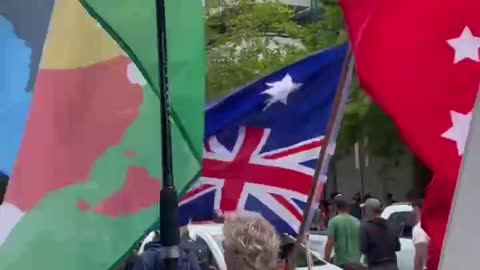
[204,0,311,9]
[279,0,310,7]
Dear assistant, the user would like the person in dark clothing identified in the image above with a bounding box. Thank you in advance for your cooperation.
[330,192,341,201]
[0,171,8,205]
[360,198,400,270]
[319,200,330,230]
[311,200,330,231]
[115,253,139,270]
[350,193,363,220]
[329,192,342,219]
[133,240,202,270]
[124,254,139,270]
[277,243,294,270]
[363,193,373,202]
[385,193,397,206]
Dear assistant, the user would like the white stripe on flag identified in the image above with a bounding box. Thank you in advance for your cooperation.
[0,203,24,246]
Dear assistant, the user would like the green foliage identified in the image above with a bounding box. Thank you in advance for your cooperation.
[338,78,406,166]
[205,0,405,164]
[206,0,311,100]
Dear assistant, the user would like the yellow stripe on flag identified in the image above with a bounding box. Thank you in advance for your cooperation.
[41,0,122,69]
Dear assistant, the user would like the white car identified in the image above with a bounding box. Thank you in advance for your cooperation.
[381,203,415,270]
[141,223,342,270]
[308,203,416,270]
[381,203,413,220]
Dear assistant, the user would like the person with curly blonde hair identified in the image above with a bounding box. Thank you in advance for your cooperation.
[223,211,281,270]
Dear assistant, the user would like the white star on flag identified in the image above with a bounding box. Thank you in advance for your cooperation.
[447,26,480,64]
[262,73,302,110]
[441,110,473,156]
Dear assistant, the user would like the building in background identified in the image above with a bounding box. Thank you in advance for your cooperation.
[204,0,313,17]
[326,152,417,205]
[204,0,310,8]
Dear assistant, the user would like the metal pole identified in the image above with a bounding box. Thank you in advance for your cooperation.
[288,48,354,270]
[359,137,366,199]
[156,0,180,269]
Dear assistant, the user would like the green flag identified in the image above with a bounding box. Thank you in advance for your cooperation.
[0,0,204,269]
[80,0,206,161]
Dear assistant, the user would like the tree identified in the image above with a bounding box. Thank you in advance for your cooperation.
[207,0,320,100]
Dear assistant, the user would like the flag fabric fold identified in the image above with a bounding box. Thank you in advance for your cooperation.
[340,0,480,269]
[0,0,204,269]
[179,44,348,235]
[79,0,205,165]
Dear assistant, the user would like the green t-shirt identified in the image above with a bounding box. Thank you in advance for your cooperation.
[327,213,361,266]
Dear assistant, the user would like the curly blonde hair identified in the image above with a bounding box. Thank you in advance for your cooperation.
[223,212,280,270]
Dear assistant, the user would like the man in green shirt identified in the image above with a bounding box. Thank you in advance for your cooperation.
[324,196,363,269]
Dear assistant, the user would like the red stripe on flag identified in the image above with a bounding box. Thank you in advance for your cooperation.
[271,193,303,221]
[263,139,324,160]
[204,140,212,153]
[181,184,214,202]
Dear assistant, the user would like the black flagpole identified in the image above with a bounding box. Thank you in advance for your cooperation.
[156,0,180,269]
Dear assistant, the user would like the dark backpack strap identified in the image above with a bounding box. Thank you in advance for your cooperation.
[185,250,202,270]
[156,246,203,270]
[156,248,166,269]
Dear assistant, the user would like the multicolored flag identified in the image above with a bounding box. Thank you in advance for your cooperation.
[0,0,204,269]
[340,0,480,269]
[179,45,348,235]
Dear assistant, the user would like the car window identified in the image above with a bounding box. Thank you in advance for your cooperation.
[309,230,328,236]
[212,234,326,267]
[181,234,220,270]
[387,211,416,238]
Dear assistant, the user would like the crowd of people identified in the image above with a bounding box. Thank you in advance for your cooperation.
[115,193,428,270]
[311,192,397,232]
[0,171,428,270]
[317,193,429,270]
[324,196,401,270]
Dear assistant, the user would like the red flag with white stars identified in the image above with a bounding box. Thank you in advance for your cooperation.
[339,0,480,268]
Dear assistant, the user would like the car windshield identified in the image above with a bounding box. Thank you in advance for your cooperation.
[387,211,416,239]
[212,234,325,267]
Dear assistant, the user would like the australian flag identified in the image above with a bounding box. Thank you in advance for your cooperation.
[179,44,348,235]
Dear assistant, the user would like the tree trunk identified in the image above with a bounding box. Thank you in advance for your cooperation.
[412,157,432,199]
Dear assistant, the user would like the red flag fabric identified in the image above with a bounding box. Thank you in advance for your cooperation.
[339,0,480,268]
